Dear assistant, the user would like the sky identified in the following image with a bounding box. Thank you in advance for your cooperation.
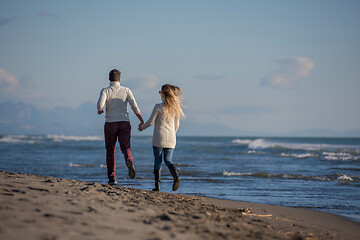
[1,0,360,135]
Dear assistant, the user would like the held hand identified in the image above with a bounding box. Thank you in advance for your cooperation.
[98,110,104,115]
[138,123,144,131]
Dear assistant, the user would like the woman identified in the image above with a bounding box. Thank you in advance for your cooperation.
[139,84,185,191]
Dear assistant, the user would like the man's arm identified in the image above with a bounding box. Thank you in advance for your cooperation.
[136,113,144,124]
[126,89,142,116]
[97,89,106,114]
[136,112,144,130]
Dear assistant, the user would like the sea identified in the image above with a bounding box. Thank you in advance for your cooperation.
[0,134,359,222]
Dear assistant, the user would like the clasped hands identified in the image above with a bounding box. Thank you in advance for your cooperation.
[98,109,144,131]
[138,122,144,132]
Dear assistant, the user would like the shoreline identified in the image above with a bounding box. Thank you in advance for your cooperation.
[205,197,359,240]
[1,171,359,240]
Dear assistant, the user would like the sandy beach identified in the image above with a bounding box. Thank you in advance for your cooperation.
[0,171,358,240]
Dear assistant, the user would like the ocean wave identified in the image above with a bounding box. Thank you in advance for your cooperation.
[0,134,103,144]
[248,139,274,149]
[233,138,301,150]
[247,150,266,155]
[68,163,95,168]
[337,174,354,182]
[281,153,317,159]
[232,138,360,154]
[323,152,360,161]
[232,139,253,145]
[47,135,103,142]
[222,171,252,176]
[0,135,40,144]
[222,171,359,183]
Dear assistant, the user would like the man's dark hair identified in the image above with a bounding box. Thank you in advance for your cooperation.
[109,69,121,82]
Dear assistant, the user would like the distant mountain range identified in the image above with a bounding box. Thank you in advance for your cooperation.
[0,101,359,137]
[0,101,103,135]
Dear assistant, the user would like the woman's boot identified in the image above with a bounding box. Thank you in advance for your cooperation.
[152,170,161,191]
[168,164,180,191]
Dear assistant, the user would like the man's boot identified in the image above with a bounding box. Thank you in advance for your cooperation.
[152,170,161,191]
[168,164,180,191]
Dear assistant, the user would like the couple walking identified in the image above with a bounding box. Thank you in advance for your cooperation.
[97,69,184,192]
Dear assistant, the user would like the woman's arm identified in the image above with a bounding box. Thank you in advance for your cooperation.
[139,104,159,131]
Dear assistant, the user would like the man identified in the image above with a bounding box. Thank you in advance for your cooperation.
[97,69,144,185]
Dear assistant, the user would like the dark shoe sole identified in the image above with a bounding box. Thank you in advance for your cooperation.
[108,180,117,186]
[126,160,136,179]
[172,178,180,191]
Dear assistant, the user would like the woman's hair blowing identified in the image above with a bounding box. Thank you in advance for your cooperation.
[161,84,185,120]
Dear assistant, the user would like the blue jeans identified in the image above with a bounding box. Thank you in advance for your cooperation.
[153,146,174,171]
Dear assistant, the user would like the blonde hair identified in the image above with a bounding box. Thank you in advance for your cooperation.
[161,84,185,120]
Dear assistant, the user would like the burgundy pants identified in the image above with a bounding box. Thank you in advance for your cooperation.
[104,121,133,180]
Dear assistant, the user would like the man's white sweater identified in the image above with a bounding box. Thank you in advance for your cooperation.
[97,81,140,122]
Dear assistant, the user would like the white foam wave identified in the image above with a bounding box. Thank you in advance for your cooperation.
[337,174,354,182]
[313,176,331,181]
[222,171,358,182]
[236,138,360,154]
[255,141,325,151]
[281,153,317,159]
[232,138,280,150]
[223,171,277,179]
[232,139,253,145]
[0,135,38,144]
[248,139,272,149]
[247,138,304,150]
[68,163,94,167]
[323,152,358,161]
[0,134,103,144]
[70,163,107,168]
[223,170,251,176]
[46,135,103,142]
[247,150,266,155]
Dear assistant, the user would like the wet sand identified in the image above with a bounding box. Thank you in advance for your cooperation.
[0,171,359,240]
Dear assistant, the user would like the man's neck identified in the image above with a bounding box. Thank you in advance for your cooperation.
[110,81,120,85]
